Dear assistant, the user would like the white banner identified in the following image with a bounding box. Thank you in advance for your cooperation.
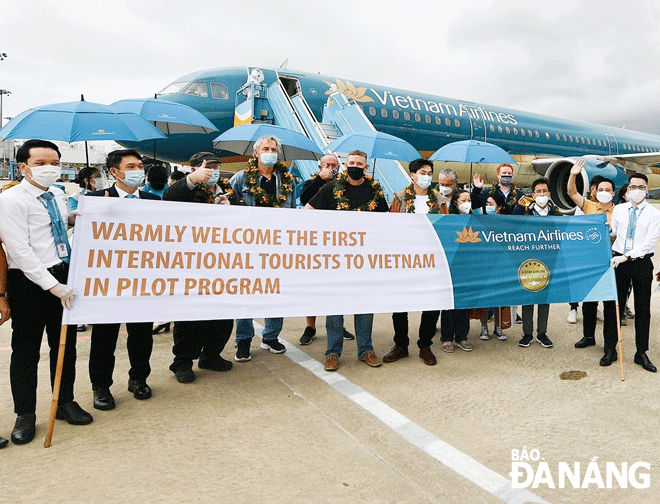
[63,197,453,325]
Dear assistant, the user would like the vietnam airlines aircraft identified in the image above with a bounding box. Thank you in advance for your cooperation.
[120,66,660,208]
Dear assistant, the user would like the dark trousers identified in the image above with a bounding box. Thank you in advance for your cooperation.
[7,268,77,415]
[522,304,549,336]
[615,257,653,353]
[392,311,440,349]
[170,319,233,371]
[89,322,153,389]
[582,300,617,350]
[440,309,470,342]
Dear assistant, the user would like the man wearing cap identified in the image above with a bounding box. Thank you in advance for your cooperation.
[162,152,241,382]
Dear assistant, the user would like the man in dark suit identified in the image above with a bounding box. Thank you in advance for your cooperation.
[162,152,238,383]
[85,149,159,410]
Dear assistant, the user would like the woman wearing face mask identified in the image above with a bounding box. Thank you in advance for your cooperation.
[67,166,106,212]
[440,188,474,353]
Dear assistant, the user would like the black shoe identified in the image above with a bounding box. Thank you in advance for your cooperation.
[634,352,657,373]
[93,387,116,410]
[152,322,171,334]
[55,401,93,425]
[199,356,233,372]
[235,340,251,361]
[600,350,618,366]
[575,337,596,348]
[77,324,87,332]
[261,339,286,354]
[343,328,355,340]
[128,379,152,400]
[536,334,553,348]
[0,437,7,449]
[11,414,36,445]
[625,307,635,319]
[620,317,627,326]
[518,334,533,347]
[299,326,316,345]
[173,368,196,383]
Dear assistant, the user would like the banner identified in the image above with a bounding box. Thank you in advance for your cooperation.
[63,198,616,325]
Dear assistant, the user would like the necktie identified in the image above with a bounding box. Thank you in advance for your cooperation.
[37,191,71,263]
[624,206,638,253]
[126,194,136,199]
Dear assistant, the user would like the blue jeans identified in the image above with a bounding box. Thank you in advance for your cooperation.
[325,314,373,358]
[236,318,283,342]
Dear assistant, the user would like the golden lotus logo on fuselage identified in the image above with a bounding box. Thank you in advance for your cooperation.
[325,79,374,103]
[518,259,550,292]
[455,226,481,243]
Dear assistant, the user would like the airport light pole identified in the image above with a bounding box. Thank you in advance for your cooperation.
[0,89,10,129]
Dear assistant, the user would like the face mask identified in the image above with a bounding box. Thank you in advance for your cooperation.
[207,169,220,186]
[499,175,513,186]
[596,191,613,204]
[91,175,108,191]
[629,189,646,204]
[415,174,432,190]
[485,205,497,215]
[29,164,61,188]
[439,185,453,196]
[120,170,145,188]
[260,152,277,167]
[535,195,549,208]
[458,201,472,214]
[347,166,365,181]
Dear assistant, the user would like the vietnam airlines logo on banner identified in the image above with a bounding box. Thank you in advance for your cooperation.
[455,227,481,243]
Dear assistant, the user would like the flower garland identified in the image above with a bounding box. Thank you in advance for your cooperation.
[194,178,235,204]
[333,172,384,211]
[402,182,440,214]
[243,158,294,208]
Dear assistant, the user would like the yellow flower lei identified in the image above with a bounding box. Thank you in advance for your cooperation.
[402,183,440,214]
[243,158,294,208]
[333,172,384,211]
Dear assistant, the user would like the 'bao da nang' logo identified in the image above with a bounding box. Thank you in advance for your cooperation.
[324,79,374,103]
[455,227,481,243]
[585,226,602,244]
[518,259,550,292]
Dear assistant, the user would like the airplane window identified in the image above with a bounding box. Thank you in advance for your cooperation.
[445,118,451,127]
[528,130,532,137]
[597,139,602,146]
[404,111,411,121]
[183,82,209,98]
[536,131,540,138]
[521,129,526,137]
[498,125,503,133]
[587,138,591,145]
[369,107,376,116]
[506,126,511,134]
[415,113,421,122]
[435,116,441,125]
[563,135,567,142]
[392,110,399,120]
[556,134,560,141]
[545,132,550,139]
[581,137,585,144]
[425,115,431,124]
[490,124,495,133]
[454,118,460,128]
[210,83,229,100]
[569,136,573,142]
[513,128,518,135]
[158,81,190,95]
[381,108,388,118]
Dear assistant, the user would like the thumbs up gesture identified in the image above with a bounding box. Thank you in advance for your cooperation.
[189,159,213,185]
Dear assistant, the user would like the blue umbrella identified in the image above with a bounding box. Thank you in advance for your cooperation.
[326,131,420,162]
[213,124,322,160]
[110,98,218,135]
[429,139,516,164]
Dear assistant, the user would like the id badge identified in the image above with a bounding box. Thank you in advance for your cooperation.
[57,243,69,259]
[625,236,634,252]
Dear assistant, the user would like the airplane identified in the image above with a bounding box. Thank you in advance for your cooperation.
[119,66,660,209]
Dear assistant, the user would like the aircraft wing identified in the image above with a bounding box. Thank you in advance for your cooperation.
[602,152,660,171]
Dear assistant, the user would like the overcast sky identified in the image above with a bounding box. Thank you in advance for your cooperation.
[3,0,660,134]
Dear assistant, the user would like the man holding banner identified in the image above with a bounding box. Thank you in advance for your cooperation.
[306,149,389,371]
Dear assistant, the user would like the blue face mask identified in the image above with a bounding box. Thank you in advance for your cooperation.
[416,174,432,190]
[485,205,497,215]
[121,170,145,188]
[207,169,220,186]
[260,152,277,167]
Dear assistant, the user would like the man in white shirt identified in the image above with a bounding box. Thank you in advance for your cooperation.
[0,139,93,446]
[610,173,660,372]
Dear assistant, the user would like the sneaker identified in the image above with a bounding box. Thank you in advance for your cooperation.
[537,334,553,348]
[480,326,490,340]
[494,327,507,340]
[567,309,578,324]
[343,328,355,340]
[359,350,382,367]
[625,307,635,319]
[519,334,533,347]
[324,353,339,371]
[174,368,196,383]
[515,314,523,324]
[620,317,628,326]
[299,326,316,345]
[596,309,604,322]
[234,340,251,361]
[261,339,286,354]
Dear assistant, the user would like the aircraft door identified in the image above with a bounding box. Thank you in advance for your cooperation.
[606,134,618,155]
[468,109,486,141]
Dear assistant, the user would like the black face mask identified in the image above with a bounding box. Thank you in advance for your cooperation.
[347,166,365,181]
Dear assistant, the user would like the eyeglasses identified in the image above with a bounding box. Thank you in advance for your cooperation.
[628,185,647,191]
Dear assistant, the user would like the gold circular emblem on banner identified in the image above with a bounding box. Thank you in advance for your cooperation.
[518,259,550,292]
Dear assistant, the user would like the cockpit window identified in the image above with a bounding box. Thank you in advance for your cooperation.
[210,82,229,100]
[183,82,209,98]
[158,81,190,95]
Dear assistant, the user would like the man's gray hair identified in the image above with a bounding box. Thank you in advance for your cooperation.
[253,135,282,156]
[320,153,339,165]
[438,168,458,183]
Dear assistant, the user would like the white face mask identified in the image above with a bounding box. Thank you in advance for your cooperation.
[458,201,472,214]
[596,191,613,204]
[439,185,453,196]
[535,195,549,208]
[415,174,432,190]
[29,164,62,188]
[629,189,646,204]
